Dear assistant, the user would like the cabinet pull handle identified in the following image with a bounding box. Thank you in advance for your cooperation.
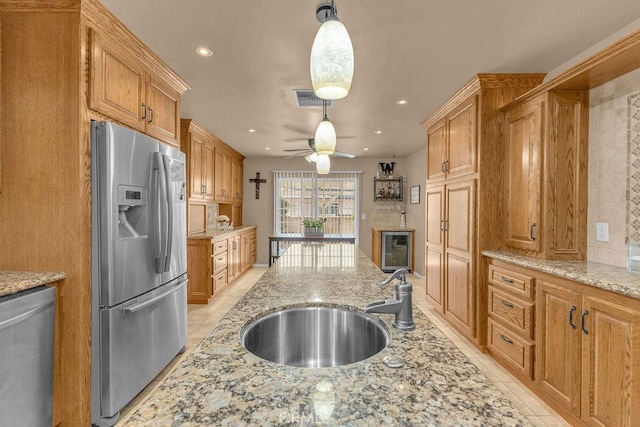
[441,161,446,173]
[141,102,147,120]
[581,310,589,334]
[148,106,154,123]
[530,223,537,241]
[499,334,514,345]
[499,276,514,284]
[500,300,514,308]
[443,220,448,232]
[218,257,224,261]
[569,305,577,329]
[444,160,449,172]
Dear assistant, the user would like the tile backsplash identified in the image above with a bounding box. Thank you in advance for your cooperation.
[588,67,640,267]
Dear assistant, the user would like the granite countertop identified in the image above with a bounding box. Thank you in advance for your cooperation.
[371,227,415,232]
[125,244,530,426]
[483,250,640,300]
[188,225,256,240]
[0,271,66,298]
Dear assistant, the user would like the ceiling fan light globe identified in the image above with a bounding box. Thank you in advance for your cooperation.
[310,152,319,162]
[310,18,354,101]
[316,154,331,174]
[314,118,336,155]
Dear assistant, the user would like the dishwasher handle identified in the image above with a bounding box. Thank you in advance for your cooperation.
[0,299,54,331]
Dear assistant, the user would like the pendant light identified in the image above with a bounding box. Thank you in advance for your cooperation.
[316,154,331,174]
[314,100,336,155]
[310,1,354,100]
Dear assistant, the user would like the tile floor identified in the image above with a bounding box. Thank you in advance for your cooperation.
[117,269,570,427]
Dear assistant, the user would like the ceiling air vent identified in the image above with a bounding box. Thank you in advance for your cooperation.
[293,89,333,107]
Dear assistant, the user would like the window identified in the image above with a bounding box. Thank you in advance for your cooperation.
[273,171,361,240]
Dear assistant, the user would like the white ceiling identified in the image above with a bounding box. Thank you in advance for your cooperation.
[100,0,640,159]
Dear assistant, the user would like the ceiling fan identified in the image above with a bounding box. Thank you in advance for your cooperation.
[284,138,355,160]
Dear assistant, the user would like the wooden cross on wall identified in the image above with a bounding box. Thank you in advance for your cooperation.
[249,172,267,199]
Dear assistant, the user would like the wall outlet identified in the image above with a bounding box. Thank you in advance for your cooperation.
[595,222,609,242]
[361,213,366,221]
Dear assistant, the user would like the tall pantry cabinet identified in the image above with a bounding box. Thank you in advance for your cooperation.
[0,1,189,425]
[421,74,545,346]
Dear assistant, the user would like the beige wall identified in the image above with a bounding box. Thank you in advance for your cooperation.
[242,155,426,269]
[404,145,427,276]
[587,67,640,267]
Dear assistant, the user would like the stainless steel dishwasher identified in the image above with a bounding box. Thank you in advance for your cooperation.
[0,286,55,427]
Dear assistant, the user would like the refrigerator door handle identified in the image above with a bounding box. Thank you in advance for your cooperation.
[162,154,173,272]
[123,279,187,313]
[152,153,169,274]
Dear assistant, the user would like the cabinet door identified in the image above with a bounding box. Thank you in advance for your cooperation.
[580,296,640,427]
[89,29,145,132]
[505,100,543,252]
[536,280,582,416]
[231,158,242,202]
[425,186,445,311]
[188,132,204,199]
[447,96,477,179]
[145,74,180,146]
[443,180,475,337]
[203,140,215,200]
[427,119,447,182]
[215,149,231,201]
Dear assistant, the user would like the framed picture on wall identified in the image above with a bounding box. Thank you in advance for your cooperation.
[410,185,420,204]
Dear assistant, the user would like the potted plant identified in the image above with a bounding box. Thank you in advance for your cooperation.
[302,218,324,237]
[216,214,231,230]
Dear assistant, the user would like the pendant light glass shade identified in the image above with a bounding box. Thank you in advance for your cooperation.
[314,116,336,155]
[316,154,331,174]
[310,16,354,100]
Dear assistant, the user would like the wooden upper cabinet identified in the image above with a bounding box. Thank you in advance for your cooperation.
[447,97,477,179]
[89,29,145,132]
[89,28,186,147]
[181,120,215,202]
[503,91,587,260]
[145,74,181,145]
[231,156,243,203]
[427,120,447,182]
[215,149,231,202]
[504,98,543,252]
[426,96,477,183]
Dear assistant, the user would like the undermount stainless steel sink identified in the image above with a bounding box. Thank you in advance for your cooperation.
[240,306,389,368]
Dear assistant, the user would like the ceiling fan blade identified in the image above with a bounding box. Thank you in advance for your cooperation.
[285,151,311,159]
[283,148,311,152]
[333,150,355,158]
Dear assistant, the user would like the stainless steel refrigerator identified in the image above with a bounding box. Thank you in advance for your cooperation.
[90,121,188,427]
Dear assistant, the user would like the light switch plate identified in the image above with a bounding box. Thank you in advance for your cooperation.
[361,213,366,220]
[596,222,609,242]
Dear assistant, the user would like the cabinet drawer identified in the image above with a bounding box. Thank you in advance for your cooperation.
[213,251,228,274]
[213,269,227,293]
[487,318,533,378]
[488,265,534,300]
[213,239,228,255]
[488,286,534,340]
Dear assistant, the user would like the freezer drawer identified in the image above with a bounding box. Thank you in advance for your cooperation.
[99,278,187,419]
[0,286,55,427]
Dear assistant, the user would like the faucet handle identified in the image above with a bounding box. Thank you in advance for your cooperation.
[376,268,409,287]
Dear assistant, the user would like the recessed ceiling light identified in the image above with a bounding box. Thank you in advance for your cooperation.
[195,46,213,57]
[265,147,271,150]
[248,129,256,133]
[374,130,383,134]
[396,99,408,105]
[363,148,369,151]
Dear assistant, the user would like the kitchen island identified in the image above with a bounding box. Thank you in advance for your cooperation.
[125,244,530,426]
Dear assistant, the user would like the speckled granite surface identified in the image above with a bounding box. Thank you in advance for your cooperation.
[483,250,640,300]
[124,244,530,426]
[188,225,256,240]
[0,271,65,297]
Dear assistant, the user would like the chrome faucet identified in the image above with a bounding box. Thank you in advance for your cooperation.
[364,269,415,331]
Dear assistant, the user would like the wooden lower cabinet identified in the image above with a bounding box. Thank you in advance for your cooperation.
[186,227,256,304]
[486,257,640,427]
